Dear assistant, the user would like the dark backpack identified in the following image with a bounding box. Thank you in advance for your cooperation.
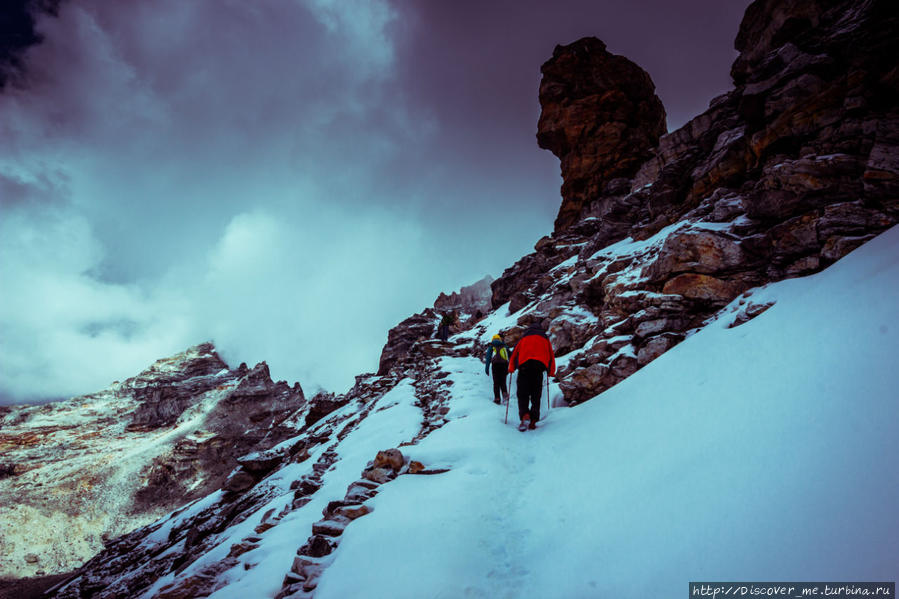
[490,345,509,365]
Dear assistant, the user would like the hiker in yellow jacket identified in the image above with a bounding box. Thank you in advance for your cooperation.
[484,334,511,404]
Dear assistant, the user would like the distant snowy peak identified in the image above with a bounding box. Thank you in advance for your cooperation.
[119,342,229,389]
[0,342,306,579]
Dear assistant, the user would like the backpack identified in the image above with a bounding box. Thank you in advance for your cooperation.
[491,345,509,365]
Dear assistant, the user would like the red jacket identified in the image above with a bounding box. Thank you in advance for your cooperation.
[508,331,556,376]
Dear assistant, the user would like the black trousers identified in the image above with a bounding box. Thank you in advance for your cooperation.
[516,359,545,421]
[491,364,508,400]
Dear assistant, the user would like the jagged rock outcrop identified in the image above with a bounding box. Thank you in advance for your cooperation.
[378,277,493,375]
[124,343,230,431]
[303,391,349,428]
[377,309,440,375]
[0,343,305,579]
[433,275,493,315]
[537,36,667,233]
[492,0,898,402]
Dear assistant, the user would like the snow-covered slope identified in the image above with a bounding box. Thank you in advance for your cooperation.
[312,224,899,597]
[52,224,897,599]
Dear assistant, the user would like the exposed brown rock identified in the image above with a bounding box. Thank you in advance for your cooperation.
[36,3,899,598]
[0,343,306,580]
[361,467,394,484]
[222,470,256,493]
[311,519,348,537]
[636,334,684,366]
[538,37,667,232]
[662,273,745,303]
[648,228,748,280]
[372,449,404,472]
[332,504,370,520]
[304,391,347,428]
[433,276,493,317]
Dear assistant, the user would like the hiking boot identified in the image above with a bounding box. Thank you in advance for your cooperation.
[518,414,530,432]
[528,420,537,430]
[493,398,501,405]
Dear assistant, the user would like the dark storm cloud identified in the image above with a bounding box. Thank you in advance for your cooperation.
[0,0,751,404]
[0,0,60,89]
[367,0,750,243]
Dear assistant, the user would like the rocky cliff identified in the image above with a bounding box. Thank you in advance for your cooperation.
[490,0,897,402]
[377,275,493,375]
[0,343,305,579]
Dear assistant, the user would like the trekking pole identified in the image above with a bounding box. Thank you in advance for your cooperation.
[504,372,512,424]
[545,373,551,413]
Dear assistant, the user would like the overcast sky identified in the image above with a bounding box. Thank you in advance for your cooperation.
[0,0,750,404]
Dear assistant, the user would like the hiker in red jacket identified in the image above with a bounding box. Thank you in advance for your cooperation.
[508,324,556,431]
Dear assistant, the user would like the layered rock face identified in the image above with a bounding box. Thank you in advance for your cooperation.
[433,275,493,315]
[0,343,305,578]
[42,340,459,599]
[378,276,493,375]
[537,37,667,232]
[492,0,897,402]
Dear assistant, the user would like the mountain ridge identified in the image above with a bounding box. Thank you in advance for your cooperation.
[1,0,897,596]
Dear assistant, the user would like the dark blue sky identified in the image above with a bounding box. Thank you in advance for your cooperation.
[0,0,751,402]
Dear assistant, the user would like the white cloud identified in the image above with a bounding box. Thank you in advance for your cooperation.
[0,0,545,404]
[0,204,194,402]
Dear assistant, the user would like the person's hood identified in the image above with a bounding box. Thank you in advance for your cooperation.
[523,324,547,338]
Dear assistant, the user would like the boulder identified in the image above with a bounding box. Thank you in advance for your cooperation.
[821,234,876,262]
[301,535,335,558]
[377,310,438,375]
[637,334,684,366]
[332,504,371,520]
[361,467,395,484]
[311,519,348,537]
[372,449,405,472]
[647,227,747,280]
[304,392,348,428]
[662,273,745,303]
[222,469,256,493]
[236,450,284,475]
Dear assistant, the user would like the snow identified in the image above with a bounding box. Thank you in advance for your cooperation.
[189,379,424,599]
[588,221,682,262]
[471,302,521,344]
[312,225,899,597]
[144,491,225,547]
[690,220,737,232]
[550,254,578,272]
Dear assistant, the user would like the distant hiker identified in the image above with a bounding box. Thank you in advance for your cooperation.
[437,311,457,342]
[508,324,556,431]
[484,334,511,405]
